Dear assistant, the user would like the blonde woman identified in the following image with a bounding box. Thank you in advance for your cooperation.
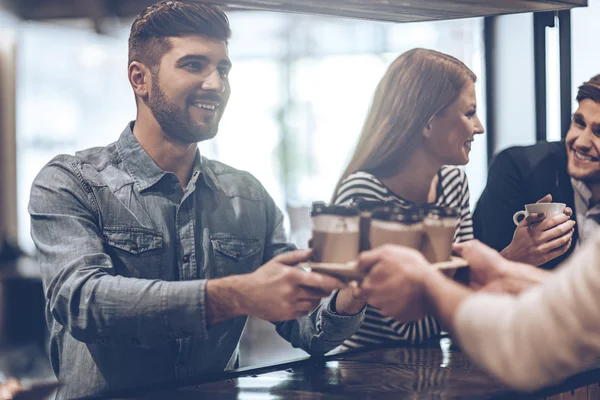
[332,48,484,349]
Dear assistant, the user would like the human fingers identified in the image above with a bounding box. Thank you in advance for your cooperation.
[538,213,571,231]
[564,207,574,217]
[451,240,469,257]
[295,285,334,300]
[454,239,501,265]
[536,194,553,203]
[356,247,387,273]
[539,220,576,242]
[539,229,574,252]
[274,249,314,265]
[452,239,489,257]
[521,212,546,226]
[295,269,346,291]
[348,280,368,301]
[546,236,573,256]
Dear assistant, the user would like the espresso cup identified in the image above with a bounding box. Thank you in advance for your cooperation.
[512,202,566,226]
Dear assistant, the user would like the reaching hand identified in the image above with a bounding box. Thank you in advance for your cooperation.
[453,240,549,294]
[453,240,512,290]
[502,194,575,266]
[240,250,347,321]
[354,245,432,322]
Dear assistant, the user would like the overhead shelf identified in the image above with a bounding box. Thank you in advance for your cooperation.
[208,0,588,23]
[6,0,588,22]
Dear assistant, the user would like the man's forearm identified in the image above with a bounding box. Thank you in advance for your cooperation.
[205,275,247,325]
[505,261,550,285]
[423,271,473,331]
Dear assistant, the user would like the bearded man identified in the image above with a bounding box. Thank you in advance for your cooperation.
[28,2,365,398]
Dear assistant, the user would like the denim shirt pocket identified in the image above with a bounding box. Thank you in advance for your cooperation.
[210,234,262,277]
[103,226,164,279]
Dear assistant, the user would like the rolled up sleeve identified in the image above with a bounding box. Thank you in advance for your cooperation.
[275,290,365,355]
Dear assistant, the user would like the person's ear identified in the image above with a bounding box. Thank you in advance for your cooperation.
[128,61,151,100]
[422,116,435,138]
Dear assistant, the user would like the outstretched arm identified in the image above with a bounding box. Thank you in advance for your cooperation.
[357,239,600,392]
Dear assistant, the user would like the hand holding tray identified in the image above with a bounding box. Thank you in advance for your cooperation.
[301,256,468,283]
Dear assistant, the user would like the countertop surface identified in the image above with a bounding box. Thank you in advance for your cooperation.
[104,338,600,399]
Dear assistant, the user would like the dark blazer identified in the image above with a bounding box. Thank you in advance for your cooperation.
[473,141,577,270]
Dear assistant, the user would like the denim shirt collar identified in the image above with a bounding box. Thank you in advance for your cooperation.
[117,121,209,192]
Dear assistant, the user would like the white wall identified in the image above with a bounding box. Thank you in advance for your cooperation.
[571,0,600,104]
[491,13,537,154]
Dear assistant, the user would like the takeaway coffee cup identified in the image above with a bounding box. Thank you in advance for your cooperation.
[369,206,425,250]
[421,205,459,263]
[352,199,394,251]
[512,203,566,226]
[311,202,360,264]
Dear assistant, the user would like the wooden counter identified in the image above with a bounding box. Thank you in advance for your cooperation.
[104,338,600,399]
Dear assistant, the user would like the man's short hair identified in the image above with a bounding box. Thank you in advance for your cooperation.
[128,1,231,71]
[576,75,600,104]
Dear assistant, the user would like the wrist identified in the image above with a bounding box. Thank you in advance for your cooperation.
[423,268,473,330]
[500,244,515,262]
[422,268,440,293]
[334,287,366,316]
[206,275,247,324]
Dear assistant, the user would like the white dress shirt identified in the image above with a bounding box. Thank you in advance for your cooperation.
[453,230,600,391]
[571,177,600,246]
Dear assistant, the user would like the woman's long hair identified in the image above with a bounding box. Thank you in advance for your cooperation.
[332,48,476,201]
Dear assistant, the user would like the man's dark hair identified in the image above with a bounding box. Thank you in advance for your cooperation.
[128,1,231,70]
[576,74,600,104]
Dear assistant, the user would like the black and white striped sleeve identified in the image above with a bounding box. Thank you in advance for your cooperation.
[456,170,474,242]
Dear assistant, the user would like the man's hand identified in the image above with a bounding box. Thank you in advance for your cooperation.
[234,250,346,322]
[453,240,512,290]
[454,240,550,294]
[501,194,575,266]
[354,245,433,322]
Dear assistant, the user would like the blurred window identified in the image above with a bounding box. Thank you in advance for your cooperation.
[15,12,485,365]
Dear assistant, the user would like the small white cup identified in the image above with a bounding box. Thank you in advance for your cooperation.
[513,203,566,226]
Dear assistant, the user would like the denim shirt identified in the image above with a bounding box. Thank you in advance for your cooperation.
[28,123,364,399]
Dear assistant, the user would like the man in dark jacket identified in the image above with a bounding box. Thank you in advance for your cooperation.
[474,74,600,270]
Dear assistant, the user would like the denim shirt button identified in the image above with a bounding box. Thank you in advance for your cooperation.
[130,243,138,252]
[182,255,190,263]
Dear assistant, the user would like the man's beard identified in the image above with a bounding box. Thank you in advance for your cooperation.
[146,79,218,144]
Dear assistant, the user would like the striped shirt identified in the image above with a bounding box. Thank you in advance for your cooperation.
[334,166,474,349]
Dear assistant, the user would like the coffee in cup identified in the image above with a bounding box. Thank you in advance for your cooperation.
[369,206,425,250]
[311,202,360,264]
[421,205,459,263]
[512,203,566,225]
[352,199,395,251]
